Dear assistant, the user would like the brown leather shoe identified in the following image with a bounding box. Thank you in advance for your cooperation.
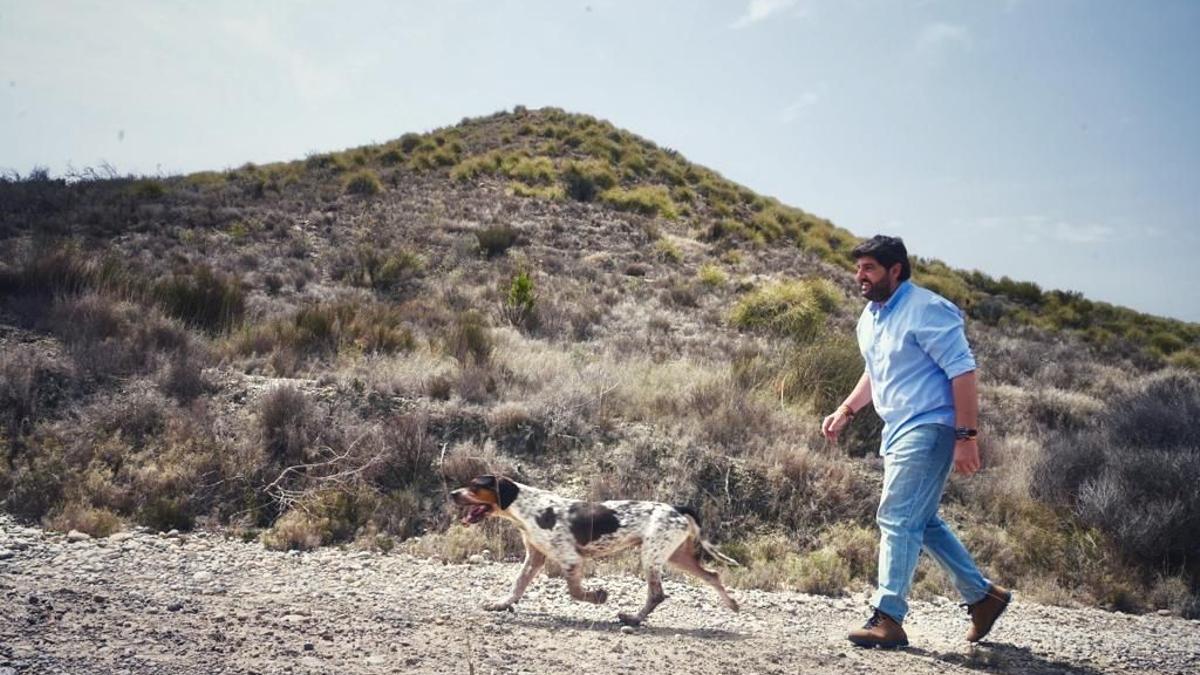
[848,609,909,649]
[966,584,1012,642]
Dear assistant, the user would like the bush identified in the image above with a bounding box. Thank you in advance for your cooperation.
[155,266,245,334]
[1033,370,1200,568]
[343,170,382,196]
[506,156,556,185]
[500,270,538,331]
[475,226,519,258]
[1108,370,1200,450]
[730,278,839,343]
[599,186,678,219]
[562,159,618,202]
[445,311,493,366]
[697,264,728,288]
[259,386,312,463]
[509,182,565,200]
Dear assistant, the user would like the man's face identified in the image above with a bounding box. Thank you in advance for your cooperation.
[855,256,901,302]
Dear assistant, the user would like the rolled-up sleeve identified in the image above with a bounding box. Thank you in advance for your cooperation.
[914,300,976,379]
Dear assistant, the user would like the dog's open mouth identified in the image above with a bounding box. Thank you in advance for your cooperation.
[462,503,493,525]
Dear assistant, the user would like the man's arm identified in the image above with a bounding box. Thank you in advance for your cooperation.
[821,370,872,443]
[951,370,980,476]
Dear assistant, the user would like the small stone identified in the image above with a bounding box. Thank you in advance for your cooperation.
[192,571,214,583]
[468,554,487,565]
[167,602,184,612]
[303,643,315,651]
[108,532,134,543]
[1157,609,1172,617]
[0,549,13,560]
[67,530,91,542]
[620,626,635,634]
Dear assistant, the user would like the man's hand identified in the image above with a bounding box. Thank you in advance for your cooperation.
[821,410,852,443]
[953,439,981,476]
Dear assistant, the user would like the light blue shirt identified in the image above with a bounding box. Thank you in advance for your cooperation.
[856,281,977,455]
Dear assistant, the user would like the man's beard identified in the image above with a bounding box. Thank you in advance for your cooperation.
[861,277,896,303]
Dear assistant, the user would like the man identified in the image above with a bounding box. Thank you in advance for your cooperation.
[821,235,1010,649]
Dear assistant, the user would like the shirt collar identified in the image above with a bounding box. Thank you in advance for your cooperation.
[869,280,912,315]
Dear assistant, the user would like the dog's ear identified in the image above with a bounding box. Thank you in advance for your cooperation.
[496,477,520,510]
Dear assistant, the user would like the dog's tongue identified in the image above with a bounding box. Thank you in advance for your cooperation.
[462,504,490,525]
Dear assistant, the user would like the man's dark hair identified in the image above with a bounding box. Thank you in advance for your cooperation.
[851,235,911,282]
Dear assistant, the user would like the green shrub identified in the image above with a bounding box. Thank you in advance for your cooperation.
[475,226,519,258]
[154,266,245,334]
[398,133,422,153]
[501,271,538,331]
[654,238,682,263]
[305,153,349,172]
[509,182,565,200]
[599,186,678,219]
[562,159,618,202]
[730,279,838,342]
[506,156,556,185]
[697,263,727,288]
[343,169,382,196]
[450,153,502,181]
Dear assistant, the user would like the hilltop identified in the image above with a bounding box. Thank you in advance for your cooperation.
[1,106,1198,624]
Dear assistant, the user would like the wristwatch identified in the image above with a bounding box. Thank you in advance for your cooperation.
[954,427,978,441]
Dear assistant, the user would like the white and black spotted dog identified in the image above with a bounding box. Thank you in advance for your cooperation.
[451,475,739,626]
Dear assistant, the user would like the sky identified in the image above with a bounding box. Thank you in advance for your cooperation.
[2,0,1198,322]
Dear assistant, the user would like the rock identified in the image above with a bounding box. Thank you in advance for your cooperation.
[0,549,13,560]
[108,532,134,543]
[620,626,636,634]
[468,554,487,565]
[192,571,214,583]
[167,602,183,612]
[66,530,91,543]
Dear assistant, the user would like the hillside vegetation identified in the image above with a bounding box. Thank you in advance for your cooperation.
[1,106,1197,618]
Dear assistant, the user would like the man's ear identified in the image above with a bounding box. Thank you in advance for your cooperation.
[496,477,520,510]
[889,262,904,284]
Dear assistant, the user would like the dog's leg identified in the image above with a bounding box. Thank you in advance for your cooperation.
[668,538,739,612]
[618,565,666,626]
[564,563,608,605]
[485,547,545,612]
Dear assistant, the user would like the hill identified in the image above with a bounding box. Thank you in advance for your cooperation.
[0,106,1197,619]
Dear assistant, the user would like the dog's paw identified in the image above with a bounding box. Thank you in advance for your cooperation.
[617,612,642,627]
[725,597,740,612]
[483,602,514,613]
[590,588,608,605]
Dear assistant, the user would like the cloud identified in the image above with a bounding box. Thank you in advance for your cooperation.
[1051,221,1118,244]
[731,0,801,30]
[966,215,1127,245]
[916,22,972,54]
[778,83,827,123]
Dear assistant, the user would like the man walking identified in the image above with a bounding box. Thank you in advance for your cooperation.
[821,235,1010,648]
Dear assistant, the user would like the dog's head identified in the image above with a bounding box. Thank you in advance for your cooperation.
[451,475,520,525]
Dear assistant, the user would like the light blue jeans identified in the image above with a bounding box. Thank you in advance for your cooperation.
[869,424,990,623]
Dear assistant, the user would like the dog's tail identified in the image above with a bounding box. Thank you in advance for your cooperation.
[674,505,740,567]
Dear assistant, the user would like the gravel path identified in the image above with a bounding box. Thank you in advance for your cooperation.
[2,515,1197,675]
